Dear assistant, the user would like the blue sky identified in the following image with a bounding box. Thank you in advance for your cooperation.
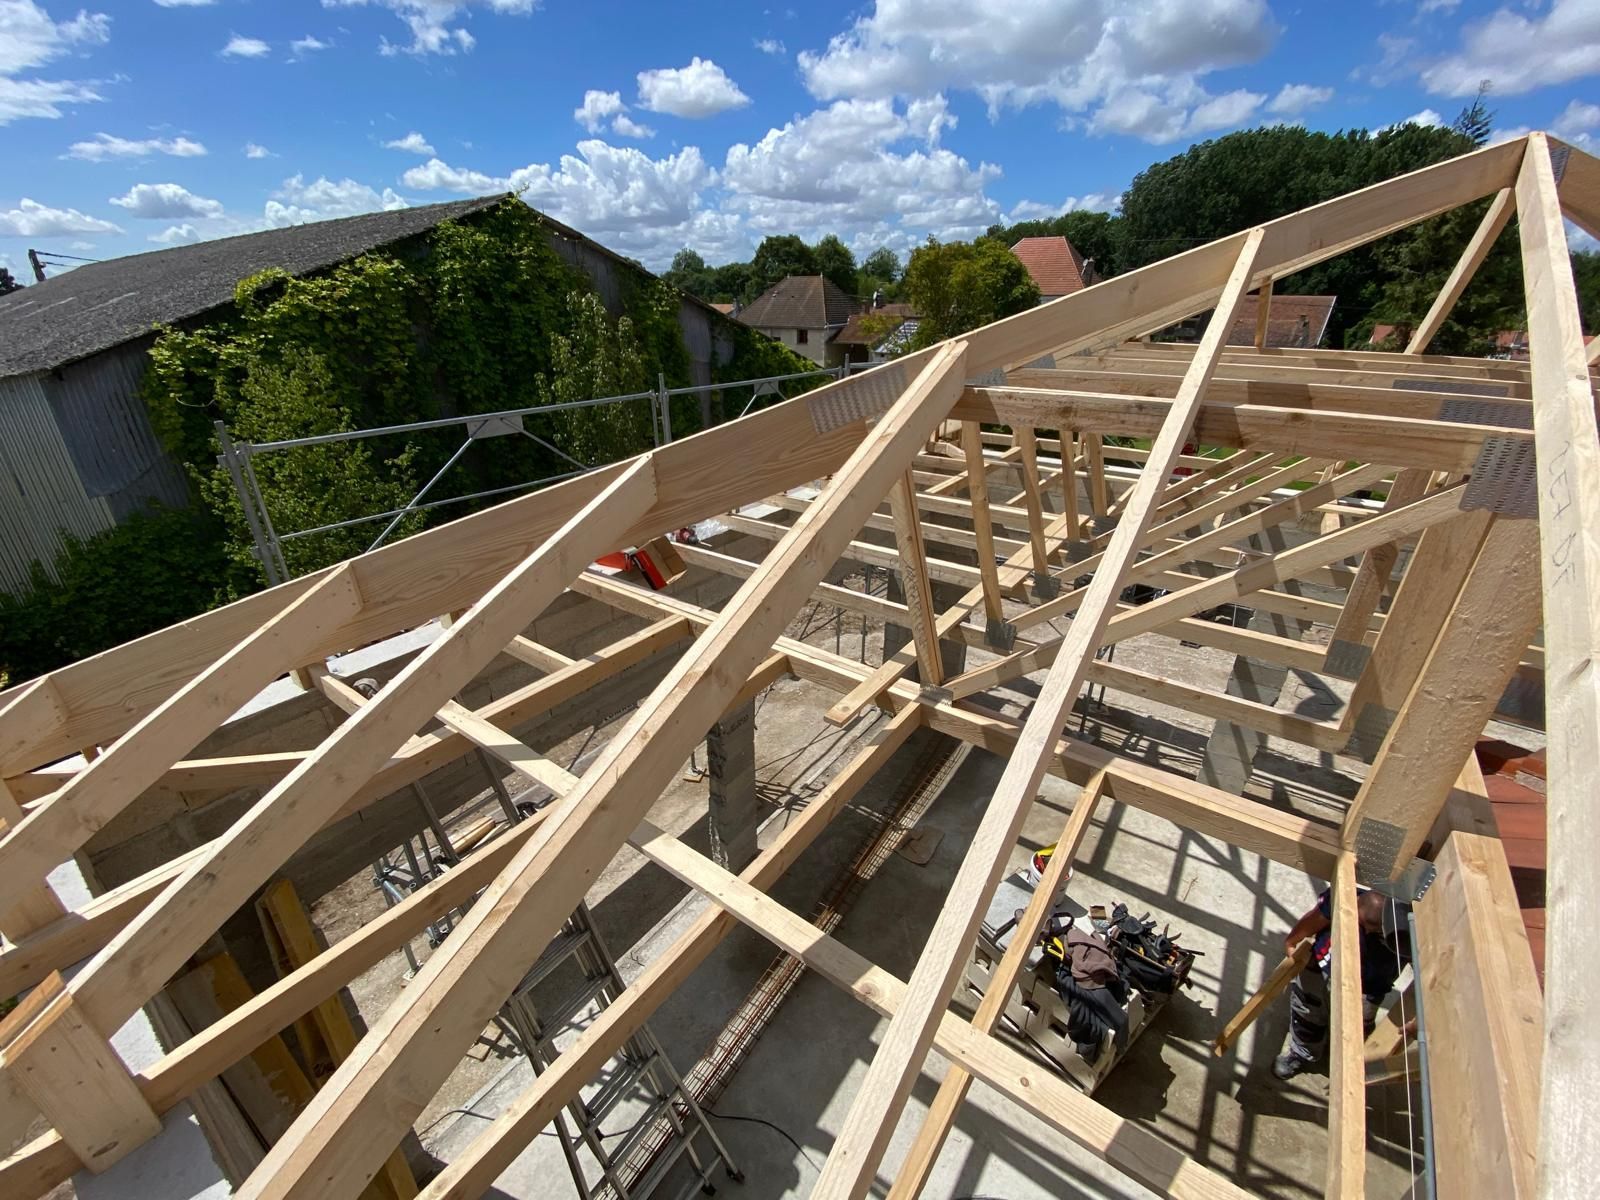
[2,0,1597,279]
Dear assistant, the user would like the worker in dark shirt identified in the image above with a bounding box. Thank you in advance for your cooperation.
[1273,886,1410,1080]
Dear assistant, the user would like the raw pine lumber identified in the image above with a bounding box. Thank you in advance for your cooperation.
[888,771,1109,1200]
[886,472,946,684]
[810,227,1267,1199]
[1212,939,1312,1057]
[1325,851,1365,1199]
[65,457,657,1049]
[958,421,1009,634]
[232,342,973,1200]
[1517,133,1600,1200]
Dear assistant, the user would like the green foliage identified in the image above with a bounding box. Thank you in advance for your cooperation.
[1453,81,1496,146]
[709,319,825,421]
[142,199,696,595]
[900,236,1040,349]
[0,505,229,683]
[1571,249,1600,335]
[664,248,714,298]
[813,234,857,296]
[862,247,899,283]
[750,235,818,295]
[0,266,21,296]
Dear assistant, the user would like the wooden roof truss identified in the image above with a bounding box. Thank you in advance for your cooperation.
[0,131,1593,1200]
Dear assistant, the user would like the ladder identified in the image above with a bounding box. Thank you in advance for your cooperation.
[496,902,742,1200]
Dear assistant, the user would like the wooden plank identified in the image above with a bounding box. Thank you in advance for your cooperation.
[1341,518,1542,875]
[416,707,924,1200]
[1323,468,1430,669]
[1212,939,1311,1057]
[1,971,160,1174]
[233,342,973,1200]
[1082,433,1109,517]
[886,473,945,685]
[436,701,576,797]
[812,228,1268,1200]
[1407,187,1516,354]
[958,421,1008,632]
[959,388,1525,474]
[0,565,362,914]
[1415,831,1542,1199]
[1516,136,1600,1200]
[1057,430,1081,533]
[67,456,658,1046]
[0,678,67,783]
[1325,851,1364,1200]
[0,779,65,941]
[1013,426,1055,577]
[888,771,1109,1200]
[500,635,576,674]
[1253,280,1273,350]
[623,815,1251,1200]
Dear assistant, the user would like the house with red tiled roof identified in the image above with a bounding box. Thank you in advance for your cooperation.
[832,302,918,364]
[1224,294,1337,348]
[1009,236,1094,301]
[736,275,861,367]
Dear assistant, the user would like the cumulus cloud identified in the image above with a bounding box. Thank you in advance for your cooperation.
[65,132,207,160]
[290,35,331,58]
[1268,83,1333,116]
[637,57,750,118]
[1384,108,1444,132]
[109,182,224,219]
[756,38,785,56]
[0,197,122,236]
[245,142,273,158]
[384,130,435,154]
[322,0,537,56]
[796,0,1278,141]
[0,1,111,124]
[1553,98,1600,149]
[150,223,202,245]
[264,174,408,226]
[222,34,270,58]
[1421,0,1600,96]
[1004,192,1121,223]
[401,157,506,193]
[611,113,654,139]
[722,96,1001,244]
[575,89,625,131]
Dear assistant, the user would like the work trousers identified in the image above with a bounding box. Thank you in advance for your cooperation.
[1284,966,1379,1063]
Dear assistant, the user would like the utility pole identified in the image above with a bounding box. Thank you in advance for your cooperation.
[27,249,46,283]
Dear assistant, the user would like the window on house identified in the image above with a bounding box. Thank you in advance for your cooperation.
[796,328,809,344]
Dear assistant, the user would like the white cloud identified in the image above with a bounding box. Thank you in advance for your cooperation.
[1268,83,1333,116]
[611,113,654,139]
[322,1,537,57]
[1004,191,1121,223]
[1554,98,1600,149]
[796,0,1278,141]
[384,130,435,154]
[150,223,202,245]
[0,197,121,236]
[263,174,408,226]
[722,97,1001,245]
[65,132,207,160]
[244,142,273,158]
[0,1,110,124]
[755,38,785,56]
[290,35,331,58]
[1185,88,1266,133]
[1419,0,1460,11]
[1392,108,1444,130]
[109,182,224,219]
[401,157,505,193]
[153,1,216,6]
[1421,0,1600,96]
[222,34,270,58]
[637,57,751,118]
[575,89,624,131]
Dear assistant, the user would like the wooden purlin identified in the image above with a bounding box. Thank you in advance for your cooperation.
[1518,132,1600,1200]
[811,227,1270,1199]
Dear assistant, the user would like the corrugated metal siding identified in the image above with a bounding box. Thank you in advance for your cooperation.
[45,342,190,518]
[0,373,116,592]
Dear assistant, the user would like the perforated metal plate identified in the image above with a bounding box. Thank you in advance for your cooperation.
[1323,638,1371,680]
[806,362,910,434]
[1346,702,1396,761]
[1437,397,1535,430]
[1462,434,1539,518]
[1353,816,1407,882]
[1022,353,1057,370]
[985,617,1018,651]
[1392,378,1511,398]
[966,367,1008,388]
[1551,140,1571,185]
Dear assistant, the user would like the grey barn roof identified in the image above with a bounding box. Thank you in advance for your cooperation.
[0,195,504,379]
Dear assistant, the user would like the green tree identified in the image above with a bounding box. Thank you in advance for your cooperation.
[900,237,1040,349]
[710,261,754,303]
[1572,249,1600,336]
[862,247,900,282]
[0,266,20,295]
[538,290,653,464]
[1453,81,1495,147]
[986,209,1124,278]
[750,234,817,294]
[813,234,857,296]
[664,248,714,299]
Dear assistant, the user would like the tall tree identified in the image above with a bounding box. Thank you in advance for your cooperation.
[663,248,713,299]
[900,236,1039,349]
[1453,81,1495,147]
[1571,249,1599,336]
[813,233,857,296]
[862,247,899,283]
[750,234,818,295]
[986,209,1124,278]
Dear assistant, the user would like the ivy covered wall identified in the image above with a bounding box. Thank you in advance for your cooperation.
[1,200,817,682]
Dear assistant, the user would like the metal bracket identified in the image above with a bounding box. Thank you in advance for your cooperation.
[806,361,909,434]
[985,617,1018,651]
[1353,816,1408,883]
[1064,540,1096,563]
[1365,857,1437,903]
[1436,397,1534,430]
[1323,638,1372,680]
[966,367,1007,388]
[1462,434,1539,518]
[1032,571,1062,601]
[468,414,526,439]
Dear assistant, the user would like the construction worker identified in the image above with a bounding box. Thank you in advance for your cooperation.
[1272,886,1410,1080]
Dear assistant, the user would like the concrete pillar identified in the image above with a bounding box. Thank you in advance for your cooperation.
[1196,526,1312,795]
[707,700,759,871]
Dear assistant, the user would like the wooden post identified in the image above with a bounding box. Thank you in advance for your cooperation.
[0,779,66,940]
[1013,426,1057,593]
[1406,187,1515,355]
[1325,852,1365,1199]
[0,971,160,1174]
[958,421,1011,646]
[1254,279,1273,350]
[886,473,945,685]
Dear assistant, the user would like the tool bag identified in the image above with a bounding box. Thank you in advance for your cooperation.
[1102,903,1197,996]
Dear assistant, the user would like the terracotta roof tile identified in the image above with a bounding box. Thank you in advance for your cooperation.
[737,275,859,330]
[1009,236,1089,298]
[1225,294,1336,348]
